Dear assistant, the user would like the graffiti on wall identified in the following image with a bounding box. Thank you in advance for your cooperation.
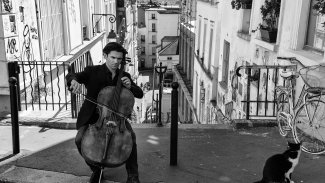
[2,0,13,13]
[21,25,35,62]
[17,0,40,62]
[5,37,20,60]
[67,0,82,49]
[2,0,40,62]
[6,37,18,54]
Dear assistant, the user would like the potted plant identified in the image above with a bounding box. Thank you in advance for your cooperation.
[231,0,252,10]
[259,0,281,43]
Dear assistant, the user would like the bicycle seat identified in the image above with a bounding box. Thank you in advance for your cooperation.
[306,87,325,95]
[280,70,298,79]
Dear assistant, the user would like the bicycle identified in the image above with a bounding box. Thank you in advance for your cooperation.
[276,57,325,154]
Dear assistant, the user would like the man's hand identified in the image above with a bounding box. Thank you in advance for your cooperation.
[106,120,117,134]
[69,79,81,94]
[121,77,131,89]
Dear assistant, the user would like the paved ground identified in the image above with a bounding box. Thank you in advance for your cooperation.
[1,123,325,183]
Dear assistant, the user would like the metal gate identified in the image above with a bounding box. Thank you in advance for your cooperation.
[236,64,297,119]
[7,51,93,118]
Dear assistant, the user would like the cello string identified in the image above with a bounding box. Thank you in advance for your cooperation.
[73,92,131,123]
[111,57,126,122]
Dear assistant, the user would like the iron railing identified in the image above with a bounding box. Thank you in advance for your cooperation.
[236,64,297,119]
[15,50,93,119]
[18,61,70,111]
[8,33,105,118]
[68,51,93,118]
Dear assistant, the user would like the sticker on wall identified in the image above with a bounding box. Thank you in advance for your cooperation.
[3,15,17,37]
[2,0,13,13]
[5,37,20,61]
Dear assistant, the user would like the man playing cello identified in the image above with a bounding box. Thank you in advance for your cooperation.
[66,42,143,183]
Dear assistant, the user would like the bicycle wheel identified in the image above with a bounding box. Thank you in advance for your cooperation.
[293,99,325,154]
[276,92,291,137]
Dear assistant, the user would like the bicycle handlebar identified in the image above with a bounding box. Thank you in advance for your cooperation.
[236,66,243,77]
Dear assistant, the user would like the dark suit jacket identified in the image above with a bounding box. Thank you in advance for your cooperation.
[66,64,143,129]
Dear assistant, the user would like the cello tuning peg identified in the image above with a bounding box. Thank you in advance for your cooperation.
[125,57,131,62]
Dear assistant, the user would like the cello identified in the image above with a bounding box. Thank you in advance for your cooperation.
[80,55,134,176]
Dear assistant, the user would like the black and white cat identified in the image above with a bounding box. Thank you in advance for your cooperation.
[254,142,301,183]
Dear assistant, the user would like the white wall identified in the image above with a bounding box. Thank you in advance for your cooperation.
[157,13,179,43]
[90,40,103,65]
[158,55,179,71]
[193,1,220,123]
[67,0,83,50]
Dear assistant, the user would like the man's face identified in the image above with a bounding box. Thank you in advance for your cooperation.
[104,51,123,71]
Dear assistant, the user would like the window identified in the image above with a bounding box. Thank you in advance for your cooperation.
[141,35,145,42]
[221,41,230,87]
[152,47,156,55]
[152,23,156,32]
[141,47,145,54]
[208,22,214,71]
[202,19,207,59]
[152,35,156,44]
[151,13,156,19]
[306,0,325,53]
[239,9,252,34]
[141,58,145,67]
[167,57,172,60]
[196,16,201,53]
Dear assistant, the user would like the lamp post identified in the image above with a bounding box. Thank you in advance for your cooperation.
[155,62,167,127]
[152,93,159,123]
[107,29,117,42]
[92,13,116,36]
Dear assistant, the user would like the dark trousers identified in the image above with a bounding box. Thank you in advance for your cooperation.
[75,121,138,176]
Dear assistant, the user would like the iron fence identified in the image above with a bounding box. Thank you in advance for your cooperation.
[18,61,69,111]
[68,51,93,118]
[8,51,93,119]
[236,64,297,119]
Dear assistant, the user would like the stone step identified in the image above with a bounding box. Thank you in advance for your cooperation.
[0,166,118,183]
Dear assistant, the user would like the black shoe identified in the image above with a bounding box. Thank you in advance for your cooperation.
[89,169,102,183]
[126,175,140,183]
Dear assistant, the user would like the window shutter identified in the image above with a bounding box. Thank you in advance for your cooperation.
[38,0,64,60]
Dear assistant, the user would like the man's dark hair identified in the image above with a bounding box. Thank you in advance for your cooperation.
[103,42,128,55]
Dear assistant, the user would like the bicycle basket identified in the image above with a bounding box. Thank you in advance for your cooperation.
[299,65,325,88]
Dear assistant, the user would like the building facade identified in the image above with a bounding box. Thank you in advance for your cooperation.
[0,0,127,114]
[137,4,180,70]
[173,0,197,123]
[181,0,325,124]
